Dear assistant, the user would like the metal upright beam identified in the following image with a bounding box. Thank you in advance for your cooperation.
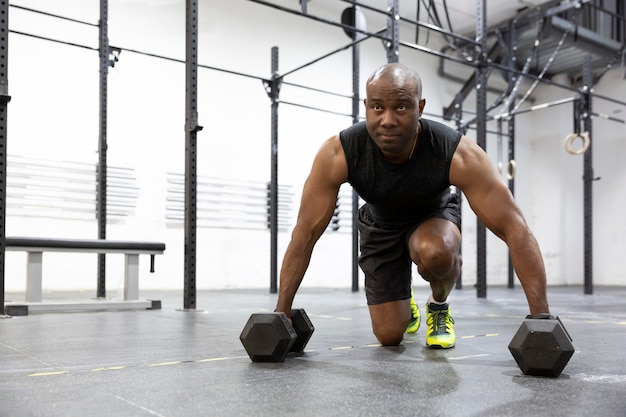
[475,0,488,298]
[507,18,518,289]
[184,0,202,309]
[0,0,10,316]
[97,0,109,298]
[269,47,280,294]
[507,114,516,288]
[582,55,594,295]
[453,93,465,291]
[385,0,399,63]
[351,4,361,292]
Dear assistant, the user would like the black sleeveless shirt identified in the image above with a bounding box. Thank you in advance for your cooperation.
[339,118,461,229]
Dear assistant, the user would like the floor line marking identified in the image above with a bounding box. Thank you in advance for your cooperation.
[460,333,499,339]
[28,371,67,377]
[575,373,626,384]
[148,361,181,367]
[111,393,168,417]
[18,332,503,377]
[449,354,491,361]
[90,366,127,372]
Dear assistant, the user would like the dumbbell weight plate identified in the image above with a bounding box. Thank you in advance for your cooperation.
[240,312,297,362]
[508,316,574,377]
[289,308,315,352]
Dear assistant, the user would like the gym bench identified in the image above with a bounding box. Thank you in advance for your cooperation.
[3,237,166,316]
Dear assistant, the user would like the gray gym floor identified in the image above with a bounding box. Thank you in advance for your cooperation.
[1,285,625,417]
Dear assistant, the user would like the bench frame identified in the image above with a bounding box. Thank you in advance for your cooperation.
[3,237,165,316]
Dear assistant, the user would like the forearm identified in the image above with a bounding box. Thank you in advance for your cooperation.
[274,234,316,317]
[507,227,550,315]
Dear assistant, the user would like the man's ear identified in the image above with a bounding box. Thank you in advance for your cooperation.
[418,98,426,116]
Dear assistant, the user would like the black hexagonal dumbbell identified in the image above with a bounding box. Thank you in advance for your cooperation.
[289,309,315,353]
[240,309,315,362]
[508,314,574,377]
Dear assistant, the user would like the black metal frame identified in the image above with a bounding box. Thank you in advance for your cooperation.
[0,0,9,317]
[350,4,362,293]
[97,0,109,299]
[474,0,488,298]
[4,0,625,308]
[253,0,626,298]
[267,47,280,294]
[184,0,202,310]
[581,56,595,295]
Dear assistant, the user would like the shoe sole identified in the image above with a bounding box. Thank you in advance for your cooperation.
[427,342,455,349]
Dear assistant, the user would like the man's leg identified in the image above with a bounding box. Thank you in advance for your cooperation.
[368,299,411,346]
[357,205,413,346]
[408,218,461,301]
[408,218,461,348]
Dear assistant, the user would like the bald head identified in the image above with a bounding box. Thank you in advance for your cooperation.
[363,63,426,163]
[366,63,423,100]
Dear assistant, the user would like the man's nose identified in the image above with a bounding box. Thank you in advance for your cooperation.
[380,110,397,126]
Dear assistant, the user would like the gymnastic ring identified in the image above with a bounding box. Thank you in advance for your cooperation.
[564,132,590,155]
[506,160,516,180]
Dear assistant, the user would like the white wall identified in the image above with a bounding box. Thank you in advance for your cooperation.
[5,0,625,297]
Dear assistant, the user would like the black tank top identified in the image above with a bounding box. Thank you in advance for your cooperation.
[339,118,461,228]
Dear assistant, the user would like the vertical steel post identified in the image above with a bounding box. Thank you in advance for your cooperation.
[507,19,517,289]
[475,0,488,298]
[582,56,594,295]
[184,0,202,309]
[351,4,361,292]
[507,115,516,288]
[385,0,399,63]
[269,47,280,294]
[97,0,109,298]
[453,93,464,291]
[0,0,9,315]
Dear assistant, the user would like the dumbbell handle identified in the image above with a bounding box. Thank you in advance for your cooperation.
[525,314,573,342]
[526,313,554,320]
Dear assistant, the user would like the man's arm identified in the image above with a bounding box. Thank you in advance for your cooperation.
[274,135,348,317]
[450,136,550,315]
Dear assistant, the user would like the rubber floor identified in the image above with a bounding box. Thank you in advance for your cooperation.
[1,285,625,417]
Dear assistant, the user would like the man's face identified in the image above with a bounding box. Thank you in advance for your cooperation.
[364,75,424,158]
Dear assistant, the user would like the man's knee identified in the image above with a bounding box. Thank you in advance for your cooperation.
[414,238,460,276]
[373,326,404,346]
[409,218,461,277]
[368,300,410,346]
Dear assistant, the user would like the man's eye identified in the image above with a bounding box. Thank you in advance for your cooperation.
[397,105,407,111]
[373,105,382,111]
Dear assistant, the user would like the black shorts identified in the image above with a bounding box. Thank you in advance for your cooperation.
[357,194,461,305]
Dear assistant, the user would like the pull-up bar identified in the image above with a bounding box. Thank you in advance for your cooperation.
[492,96,579,120]
[9,30,97,51]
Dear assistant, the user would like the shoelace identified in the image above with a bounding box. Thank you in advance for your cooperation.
[428,309,454,333]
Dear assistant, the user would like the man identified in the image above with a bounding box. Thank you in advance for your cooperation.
[274,63,550,349]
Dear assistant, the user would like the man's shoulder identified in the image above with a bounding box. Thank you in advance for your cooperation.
[421,118,462,160]
[421,118,460,137]
[340,121,368,138]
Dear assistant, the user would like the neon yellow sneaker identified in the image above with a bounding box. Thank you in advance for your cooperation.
[406,289,420,333]
[425,303,455,349]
